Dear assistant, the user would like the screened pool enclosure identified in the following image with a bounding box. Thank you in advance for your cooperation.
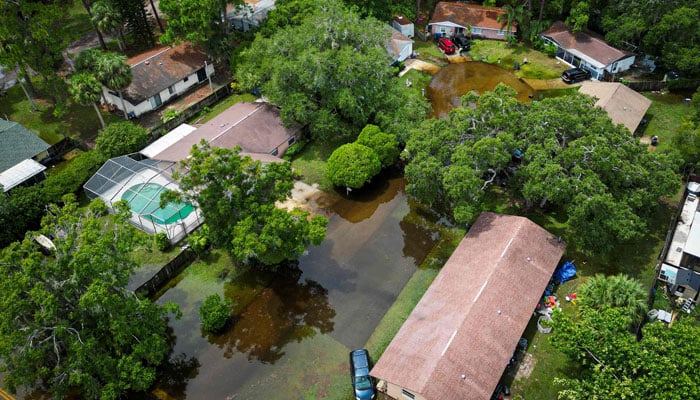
[84,154,202,243]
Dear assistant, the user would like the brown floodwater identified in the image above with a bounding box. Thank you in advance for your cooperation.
[138,171,450,399]
[429,61,536,118]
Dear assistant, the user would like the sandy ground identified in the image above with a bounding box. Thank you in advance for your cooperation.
[400,58,441,76]
[277,181,330,214]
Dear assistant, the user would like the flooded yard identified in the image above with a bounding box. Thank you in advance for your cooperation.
[146,172,452,399]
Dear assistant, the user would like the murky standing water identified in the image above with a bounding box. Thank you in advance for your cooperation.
[144,172,449,399]
[429,61,536,118]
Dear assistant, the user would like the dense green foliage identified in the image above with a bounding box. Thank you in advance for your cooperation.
[356,124,400,168]
[95,121,150,158]
[0,199,178,399]
[326,143,382,189]
[199,293,232,332]
[235,0,427,141]
[169,142,327,266]
[403,84,680,254]
[576,274,648,326]
[551,304,700,399]
[42,151,105,203]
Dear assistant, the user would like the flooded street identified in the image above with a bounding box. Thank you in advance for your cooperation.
[429,61,536,118]
[147,173,449,399]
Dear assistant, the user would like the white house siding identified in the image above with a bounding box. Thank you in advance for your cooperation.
[102,63,215,118]
[429,23,513,41]
[381,382,428,400]
[396,41,413,62]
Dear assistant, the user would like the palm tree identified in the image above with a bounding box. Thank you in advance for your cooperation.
[96,52,132,120]
[578,274,647,326]
[69,72,106,129]
[91,1,125,52]
[79,0,108,50]
[497,3,525,46]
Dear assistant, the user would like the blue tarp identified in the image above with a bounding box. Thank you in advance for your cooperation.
[554,261,576,284]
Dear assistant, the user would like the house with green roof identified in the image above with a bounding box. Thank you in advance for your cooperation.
[0,120,50,193]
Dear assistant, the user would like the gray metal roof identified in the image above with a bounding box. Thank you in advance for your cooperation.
[0,158,46,192]
[0,120,50,172]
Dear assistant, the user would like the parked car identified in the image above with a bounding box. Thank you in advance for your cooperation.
[561,68,591,83]
[452,34,471,51]
[349,349,376,400]
[437,37,456,55]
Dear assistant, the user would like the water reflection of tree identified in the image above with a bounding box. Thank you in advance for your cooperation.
[400,198,442,266]
[213,272,335,364]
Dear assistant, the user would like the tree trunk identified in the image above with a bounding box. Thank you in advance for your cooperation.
[148,0,164,33]
[116,29,126,52]
[18,78,38,111]
[415,0,421,22]
[538,0,545,23]
[118,91,129,120]
[92,102,106,129]
[18,66,36,96]
[81,0,108,51]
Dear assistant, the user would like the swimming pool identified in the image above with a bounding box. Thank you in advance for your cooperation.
[121,183,194,225]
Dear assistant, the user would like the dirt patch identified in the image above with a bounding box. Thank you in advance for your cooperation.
[400,59,441,76]
[514,352,536,380]
[277,181,333,214]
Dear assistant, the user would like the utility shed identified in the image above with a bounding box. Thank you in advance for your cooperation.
[370,212,566,400]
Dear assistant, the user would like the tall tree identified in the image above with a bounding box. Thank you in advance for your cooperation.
[79,0,108,50]
[96,52,132,120]
[110,0,155,49]
[69,72,106,129]
[95,121,150,157]
[92,1,126,52]
[0,198,178,399]
[159,0,240,61]
[576,274,647,326]
[167,142,328,266]
[497,2,525,45]
[403,84,680,254]
[236,0,426,141]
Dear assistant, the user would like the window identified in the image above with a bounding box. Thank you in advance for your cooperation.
[183,77,189,82]
[168,85,175,95]
[271,148,279,156]
[497,29,505,36]
[108,90,119,97]
[288,136,296,145]
[402,389,415,399]
[472,27,483,35]
[440,26,446,35]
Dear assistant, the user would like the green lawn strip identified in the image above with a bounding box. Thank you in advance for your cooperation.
[64,1,94,42]
[413,39,449,65]
[290,139,342,192]
[397,69,431,102]
[643,92,689,149]
[469,40,566,80]
[0,80,120,144]
[189,93,258,124]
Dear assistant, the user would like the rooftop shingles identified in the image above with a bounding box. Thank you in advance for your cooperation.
[370,212,565,400]
[542,21,632,67]
[578,81,652,133]
[0,120,50,172]
[429,2,513,31]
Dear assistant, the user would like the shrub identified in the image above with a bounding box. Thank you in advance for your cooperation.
[188,224,210,256]
[326,143,381,189]
[199,294,231,332]
[357,124,400,168]
[153,232,170,251]
[282,137,308,161]
[161,109,180,123]
[543,43,558,58]
[42,151,105,203]
[87,198,109,216]
[95,121,150,158]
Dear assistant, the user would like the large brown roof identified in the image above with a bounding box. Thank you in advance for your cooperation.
[370,212,565,400]
[578,82,651,133]
[541,21,632,67]
[123,43,210,104]
[149,102,300,163]
[429,2,513,31]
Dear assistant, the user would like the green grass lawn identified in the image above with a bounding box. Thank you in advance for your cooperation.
[413,39,449,65]
[642,92,690,149]
[290,138,341,192]
[469,40,567,80]
[0,81,120,144]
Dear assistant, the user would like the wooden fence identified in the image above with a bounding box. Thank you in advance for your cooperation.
[626,80,668,92]
[149,83,232,139]
[135,246,197,298]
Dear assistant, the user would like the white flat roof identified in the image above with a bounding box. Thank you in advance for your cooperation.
[0,158,46,192]
[140,124,197,159]
[665,194,699,266]
[685,211,700,258]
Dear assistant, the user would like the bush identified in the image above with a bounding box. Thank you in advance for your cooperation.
[161,109,180,123]
[282,137,308,161]
[199,294,231,332]
[188,224,210,255]
[87,198,109,216]
[42,151,105,203]
[543,43,558,58]
[153,232,170,251]
[357,124,400,168]
[95,121,150,158]
[326,143,381,189]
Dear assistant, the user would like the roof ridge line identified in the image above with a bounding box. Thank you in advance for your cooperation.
[132,47,173,68]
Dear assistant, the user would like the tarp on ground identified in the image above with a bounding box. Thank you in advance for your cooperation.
[554,261,576,284]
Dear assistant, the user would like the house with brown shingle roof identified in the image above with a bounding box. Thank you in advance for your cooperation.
[428,2,515,41]
[102,42,215,118]
[578,81,652,134]
[370,212,566,400]
[540,21,635,80]
[142,102,300,163]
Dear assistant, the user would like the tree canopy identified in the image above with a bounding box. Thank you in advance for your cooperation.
[169,142,327,266]
[551,303,700,399]
[357,124,400,168]
[403,84,680,254]
[326,143,382,189]
[234,0,428,141]
[0,198,178,399]
[95,121,150,158]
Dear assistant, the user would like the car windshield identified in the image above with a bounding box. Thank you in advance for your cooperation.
[354,375,373,390]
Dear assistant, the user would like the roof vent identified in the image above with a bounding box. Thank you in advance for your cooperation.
[159,62,163,66]
[460,374,466,380]
[145,61,150,65]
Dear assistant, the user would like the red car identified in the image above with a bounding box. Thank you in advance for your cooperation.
[437,37,456,55]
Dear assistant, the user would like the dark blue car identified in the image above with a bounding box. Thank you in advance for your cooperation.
[349,349,376,400]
